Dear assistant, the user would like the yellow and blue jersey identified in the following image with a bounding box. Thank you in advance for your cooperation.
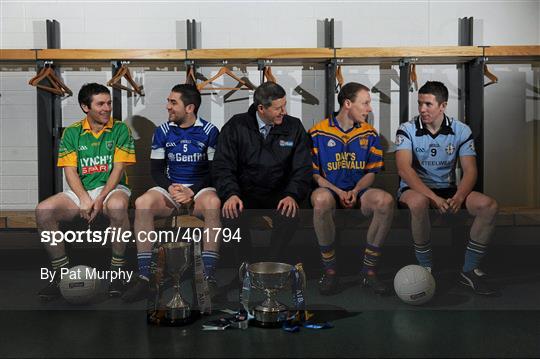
[308,116,384,191]
[395,115,476,194]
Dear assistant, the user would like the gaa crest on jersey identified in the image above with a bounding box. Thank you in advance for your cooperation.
[168,153,175,161]
[395,135,404,145]
[327,139,336,148]
[445,144,455,155]
[106,141,113,151]
[359,137,369,149]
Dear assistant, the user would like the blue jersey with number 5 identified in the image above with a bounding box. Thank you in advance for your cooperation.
[150,118,219,185]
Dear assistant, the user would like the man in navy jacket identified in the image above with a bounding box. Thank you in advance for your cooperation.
[212,81,311,262]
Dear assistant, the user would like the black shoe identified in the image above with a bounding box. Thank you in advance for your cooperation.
[460,269,499,296]
[121,276,150,303]
[108,278,126,297]
[361,272,389,295]
[38,279,61,301]
[318,270,339,295]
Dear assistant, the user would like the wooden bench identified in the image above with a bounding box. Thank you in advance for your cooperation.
[1,208,539,252]
[2,207,539,231]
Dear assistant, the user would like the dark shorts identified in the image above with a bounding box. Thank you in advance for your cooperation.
[310,187,369,209]
[398,186,465,209]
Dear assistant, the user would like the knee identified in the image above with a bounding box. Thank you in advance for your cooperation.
[311,191,333,210]
[406,197,430,217]
[35,200,58,222]
[135,194,151,210]
[374,192,394,212]
[200,193,221,210]
[105,197,128,219]
[36,201,50,212]
[477,197,499,218]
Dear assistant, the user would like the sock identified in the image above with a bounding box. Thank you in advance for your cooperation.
[51,255,70,272]
[362,244,382,275]
[414,241,433,269]
[137,252,152,280]
[463,239,488,273]
[319,243,337,273]
[202,250,220,280]
[110,252,126,271]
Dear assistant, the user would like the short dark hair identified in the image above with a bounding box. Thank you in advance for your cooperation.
[78,83,110,111]
[337,82,370,108]
[418,81,448,104]
[253,81,286,108]
[171,84,201,113]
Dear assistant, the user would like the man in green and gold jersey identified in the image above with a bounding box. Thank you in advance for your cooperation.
[36,83,136,300]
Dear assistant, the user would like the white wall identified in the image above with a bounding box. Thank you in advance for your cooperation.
[1,0,538,208]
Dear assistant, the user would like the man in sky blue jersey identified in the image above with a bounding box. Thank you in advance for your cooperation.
[309,82,394,295]
[122,84,221,302]
[395,81,499,296]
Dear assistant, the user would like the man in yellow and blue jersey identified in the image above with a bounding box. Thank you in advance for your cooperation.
[309,82,394,295]
[36,83,136,300]
[396,81,499,296]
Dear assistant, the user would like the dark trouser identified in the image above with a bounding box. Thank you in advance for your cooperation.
[224,194,300,263]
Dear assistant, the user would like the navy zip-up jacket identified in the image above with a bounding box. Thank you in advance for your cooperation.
[212,104,311,203]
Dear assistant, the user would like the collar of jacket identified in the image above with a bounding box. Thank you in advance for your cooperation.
[247,103,289,135]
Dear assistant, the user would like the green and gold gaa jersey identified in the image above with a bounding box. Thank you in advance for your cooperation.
[57,117,136,190]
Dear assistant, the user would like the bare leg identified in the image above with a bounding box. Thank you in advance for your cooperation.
[360,188,394,247]
[35,193,79,260]
[103,191,131,257]
[311,188,336,247]
[133,190,176,254]
[122,190,176,302]
[465,191,499,245]
[399,190,431,246]
[192,190,222,253]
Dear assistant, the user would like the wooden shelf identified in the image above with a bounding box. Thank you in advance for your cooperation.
[0,49,36,61]
[187,48,334,61]
[483,45,540,63]
[37,49,186,61]
[0,46,538,64]
[336,46,482,64]
[484,45,540,57]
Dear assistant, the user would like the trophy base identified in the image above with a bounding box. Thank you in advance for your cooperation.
[164,307,199,326]
[251,304,288,328]
[147,308,200,326]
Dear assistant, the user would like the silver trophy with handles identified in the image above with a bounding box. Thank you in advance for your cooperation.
[240,262,306,327]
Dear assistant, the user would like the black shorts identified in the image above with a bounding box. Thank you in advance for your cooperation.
[310,187,369,209]
[398,187,465,209]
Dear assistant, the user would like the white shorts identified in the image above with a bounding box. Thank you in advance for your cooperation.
[148,186,216,211]
[62,184,131,207]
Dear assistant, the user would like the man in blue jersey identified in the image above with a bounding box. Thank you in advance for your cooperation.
[122,84,221,302]
[395,81,499,296]
[309,82,394,295]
